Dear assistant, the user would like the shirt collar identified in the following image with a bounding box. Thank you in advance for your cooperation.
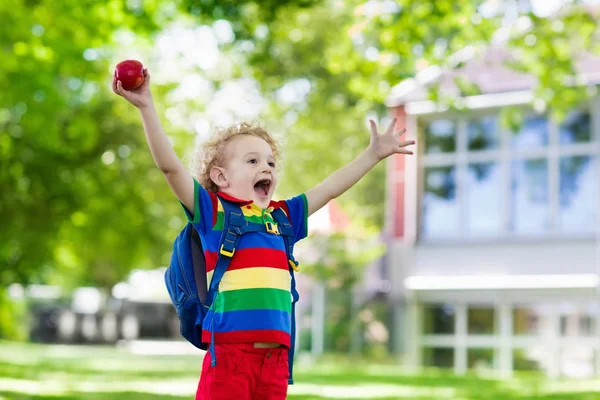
[216,191,280,209]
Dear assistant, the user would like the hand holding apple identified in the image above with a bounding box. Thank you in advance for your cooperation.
[112,60,152,109]
[114,60,145,90]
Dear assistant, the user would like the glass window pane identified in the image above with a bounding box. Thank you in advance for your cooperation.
[513,305,553,335]
[468,348,495,370]
[560,313,596,337]
[424,120,456,154]
[423,347,454,368]
[560,110,591,144]
[468,307,495,334]
[559,156,597,233]
[423,304,455,334]
[422,166,459,238]
[513,307,540,335]
[466,163,502,235]
[511,159,549,233]
[468,116,499,151]
[513,348,545,371]
[512,115,549,150]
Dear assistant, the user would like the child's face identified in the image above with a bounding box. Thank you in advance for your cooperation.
[219,135,278,208]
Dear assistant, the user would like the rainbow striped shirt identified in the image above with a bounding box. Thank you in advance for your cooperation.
[182,179,308,347]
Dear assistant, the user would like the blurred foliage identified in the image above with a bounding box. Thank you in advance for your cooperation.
[0,289,27,340]
[0,0,184,290]
[300,231,385,352]
[2,0,599,292]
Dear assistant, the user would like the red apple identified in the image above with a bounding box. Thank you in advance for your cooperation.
[114,60,145,90]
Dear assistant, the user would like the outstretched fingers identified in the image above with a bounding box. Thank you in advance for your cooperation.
[397,147,414,155]
[394,128,407,138]
[369,119,379,138]
[384,118,398,135]
[397,139,415,155]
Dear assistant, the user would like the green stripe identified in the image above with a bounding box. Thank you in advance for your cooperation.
[263,212,276,225]
[213,210,278,231]
[213,210,224,230]
[244,213,275,225]
[300,193,309,237]
[193,180,201,224]
[213,288,291,313]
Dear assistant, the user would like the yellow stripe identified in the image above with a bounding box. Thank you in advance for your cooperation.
[206,267,291,292]
[241,206,263,218]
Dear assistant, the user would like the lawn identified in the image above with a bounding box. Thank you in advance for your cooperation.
[1,341,600,400]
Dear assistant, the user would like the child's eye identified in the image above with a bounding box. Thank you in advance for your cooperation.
[248,159,257,164]
[268,162,276,168]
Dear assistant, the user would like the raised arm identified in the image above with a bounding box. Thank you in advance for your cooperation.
[305,118,414,216]
[113,70,194,212]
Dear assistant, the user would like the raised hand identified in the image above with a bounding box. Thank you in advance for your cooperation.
[368,118,415,161]
[112,68,153,109]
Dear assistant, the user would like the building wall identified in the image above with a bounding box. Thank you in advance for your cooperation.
[385,98,600,377]
[413,239,596,276]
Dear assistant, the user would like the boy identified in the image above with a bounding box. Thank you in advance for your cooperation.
[113,69,414,400]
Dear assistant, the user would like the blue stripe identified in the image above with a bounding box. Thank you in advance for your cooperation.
[201,231,287,253]
[206,308,291,333]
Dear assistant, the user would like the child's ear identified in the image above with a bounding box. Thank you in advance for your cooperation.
[209,166,229,189]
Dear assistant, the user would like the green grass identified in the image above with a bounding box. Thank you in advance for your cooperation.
[0,341,600,399]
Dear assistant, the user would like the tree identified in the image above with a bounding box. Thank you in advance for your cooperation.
[2,0,597,292]
[1,0,172,289]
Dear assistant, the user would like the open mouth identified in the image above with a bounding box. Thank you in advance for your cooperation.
[253,179,271,198]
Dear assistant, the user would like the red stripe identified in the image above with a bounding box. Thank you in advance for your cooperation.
[202,329,290,347]
[204,248,288,273]
[204,251,218,272]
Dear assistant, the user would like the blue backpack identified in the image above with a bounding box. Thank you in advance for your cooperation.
[164,196,301,384]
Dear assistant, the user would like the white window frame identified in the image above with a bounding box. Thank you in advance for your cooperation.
[417,102,599,243]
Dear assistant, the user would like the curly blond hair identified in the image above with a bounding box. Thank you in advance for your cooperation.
[192,121,281,193]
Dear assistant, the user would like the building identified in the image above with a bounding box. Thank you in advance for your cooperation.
[385,43,600,378]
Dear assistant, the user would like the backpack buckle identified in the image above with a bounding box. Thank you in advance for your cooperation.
[265,221,280,235]
[220,244,235,257]
[289,259,300,272]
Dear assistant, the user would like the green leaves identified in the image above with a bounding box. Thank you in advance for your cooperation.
[3,0,598,291]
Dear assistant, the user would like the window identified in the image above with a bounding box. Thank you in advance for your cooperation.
[560,312,596,337]
[560,110,591,144]
[512,115,549,150]
[513,304,555,336]
[468,348,495,369]
[513,307,540,335]
[422,166,458,237]
[468,307,495,335]
[559,155,597,232]
[420,108,596,240]
[511,158,549,233]
[466,162,502,234]
[468,116,499,151]
[423,304,455,334]
[423,347,454,368]
[513,348,544,371]
[424,120,456,154]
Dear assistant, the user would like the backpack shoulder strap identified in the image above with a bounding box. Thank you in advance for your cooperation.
[271,207,300,385]
[205,197,245,307]
[204,196,247,367]
[190,225,207,304]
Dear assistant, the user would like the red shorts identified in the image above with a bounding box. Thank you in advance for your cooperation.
[196,343,289,400]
